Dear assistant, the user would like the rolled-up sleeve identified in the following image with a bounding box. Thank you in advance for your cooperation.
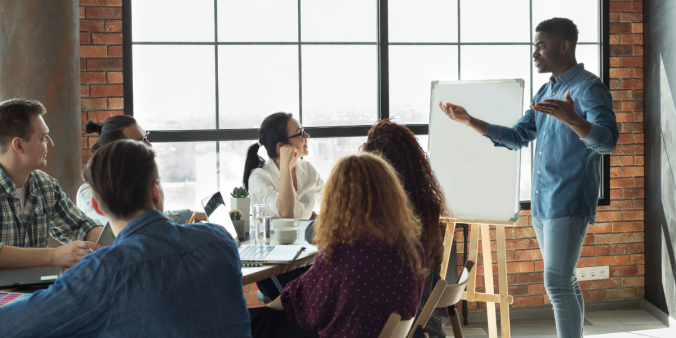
[484,108,538,151]
[579,82,619,154]
[50,178,102,244]
[249,170,307,219]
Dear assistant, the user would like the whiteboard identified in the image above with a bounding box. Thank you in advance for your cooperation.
[428,79,524,222]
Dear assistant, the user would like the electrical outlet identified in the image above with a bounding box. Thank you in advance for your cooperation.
[599,266,609,279]
[576,266,610,281]
[580,268,587,280]
[590,267,598,278]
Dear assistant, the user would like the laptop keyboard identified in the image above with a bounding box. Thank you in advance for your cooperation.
[239,245,275,260]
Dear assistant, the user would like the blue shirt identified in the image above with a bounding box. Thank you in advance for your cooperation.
[0,209,252,338]
[485,64,619,222]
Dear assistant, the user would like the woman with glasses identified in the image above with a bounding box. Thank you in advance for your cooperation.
[243,112,324,303]
[77,116,206,225]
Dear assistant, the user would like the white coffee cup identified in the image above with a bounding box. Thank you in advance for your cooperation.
[276,228,299,245]
[273,218,295,230]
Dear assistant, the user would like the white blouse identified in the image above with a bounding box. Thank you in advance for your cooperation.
[248,158,324,220]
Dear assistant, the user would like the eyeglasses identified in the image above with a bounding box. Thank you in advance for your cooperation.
[136,131,150,143]
[286,127,305,140]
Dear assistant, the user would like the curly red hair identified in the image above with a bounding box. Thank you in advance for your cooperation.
[314,153,428,277]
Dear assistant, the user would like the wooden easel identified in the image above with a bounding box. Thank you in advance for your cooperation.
[441,218,517,338]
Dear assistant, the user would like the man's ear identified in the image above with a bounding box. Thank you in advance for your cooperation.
[150,179,161,208]
[91,197,106,216]
[11,137,24,154]
[560,40,572,55]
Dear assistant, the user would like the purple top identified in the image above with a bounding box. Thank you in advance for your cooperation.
[280,236,426,338]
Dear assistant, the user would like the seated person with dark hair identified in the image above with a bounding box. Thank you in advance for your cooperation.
[0,98,102,269]
[0,140,252,338]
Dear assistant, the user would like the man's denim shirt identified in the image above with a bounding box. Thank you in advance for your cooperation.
[0,209,252,338]
[485,64,619,223]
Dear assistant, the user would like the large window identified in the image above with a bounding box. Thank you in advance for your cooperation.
[124,0,609,212]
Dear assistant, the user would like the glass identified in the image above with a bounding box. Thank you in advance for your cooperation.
[306,137,368,184]
[132,0,214,42]
[218,0,298,42]
[460,0,530,42]
[133,45,216,130]
[254,204,272,245]
[532,0,599,43]
[218,45,299,129]
[301,45,378,126]
[389,46,459,124]
[301,0,376,42]
[389,0,458,43]
[154,142,218,212]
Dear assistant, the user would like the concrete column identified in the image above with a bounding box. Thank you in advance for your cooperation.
[0,0,82,199]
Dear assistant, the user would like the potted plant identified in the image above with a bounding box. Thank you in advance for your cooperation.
[230,186,250,235]
[229,209,246,240]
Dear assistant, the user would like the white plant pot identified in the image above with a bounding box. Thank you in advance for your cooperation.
[230,197,250,234]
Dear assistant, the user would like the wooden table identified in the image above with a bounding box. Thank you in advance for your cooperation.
[240,229,318,286]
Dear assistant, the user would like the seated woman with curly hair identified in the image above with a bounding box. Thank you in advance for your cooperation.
[361,119,451,338]
[248,153,427,338]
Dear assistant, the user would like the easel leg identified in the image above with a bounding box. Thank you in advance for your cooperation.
[496,225,511,338]
[481,224,497,338]
[466,224,481,301]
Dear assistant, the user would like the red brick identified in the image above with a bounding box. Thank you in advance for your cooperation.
[107,72,123,84]
[577,257,597,267]
[610,68,633,79]
[105,20,122,32]
[610,265,638,277]
[610,156,633,166]
[581,245,611,257]
[639,265,645,275]
[620,13,642,23]
[534,260,544,271]
[633,45,644,55]
[623,167,644,177]
[595,233,625,244]
[86,7,122,19]
[633,199,644,209]
[527,283,546,295]
[634,133,644,143]
[611,45,633,56]
[610,79,621,89]
[622,276,644,287]
[632,23,643,33]
[88,137,98,148]
[244,292,263,306]
[80,45,107,58]
[621,122,644,133]
[616,113,633,123]
[515,227,535,238]
[79,6,85,18]
[621,79,643,89]
[598,199,632,211]
[80,32,91,44]
[621,101,643,111]
[81,84,89,97]
[80,58,86,70]
[88,110,124,123]
[81,72,106,84]
[92,33,123,44]
[583,290,605,301]
[620,34,643,45]
[610,189,623,200]
[505,239,531,250]
[599,255,630,266]
[515,272,543,284]
[81,97,107,110]
[512,295,542,308]
[80,19,104,32]
[90,84,123,97]
[584,234,594,245]
[610,34,620,45]
[596,211,623,222]
[514,249,542,261]
[631,2,643,12]
[80,0,105,5]
[630,254,644,264]
[607,288,638,299]
[626,232,644,243]
[610,178,632,189]
[106,0,122,6]
[108,97,124,109]
[610,57,620,67]
[610,167,622,178]
[617,134,632,144]
[87,58,123,70]
[588,223,611,234]
[623,210,644,220]
[612,243,644,254]
[108,46,123,57]
[634,177,645,187]
[610,2,631,12]
[507,261,534,273]
[610,12,620,23]
[609,23,632,33]
[495,285,528,296]
[622,144,644,155]
[590,277,621,289]
[612,221,644,232]
[633,68,644,78]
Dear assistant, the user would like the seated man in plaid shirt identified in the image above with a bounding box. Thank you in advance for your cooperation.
[0,98,103,269]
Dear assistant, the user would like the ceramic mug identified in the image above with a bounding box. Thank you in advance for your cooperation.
[273,218,295,230]
[276,228,299,245]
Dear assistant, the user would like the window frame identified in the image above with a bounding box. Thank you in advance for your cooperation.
[122,0,611,209]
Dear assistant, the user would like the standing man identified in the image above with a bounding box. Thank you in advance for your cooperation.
[439,18,618,338]
[0,98,102,269]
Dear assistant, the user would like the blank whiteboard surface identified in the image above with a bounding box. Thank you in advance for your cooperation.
[428,79,524,222]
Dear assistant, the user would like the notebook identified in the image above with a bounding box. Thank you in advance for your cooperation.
[0,266,63,288]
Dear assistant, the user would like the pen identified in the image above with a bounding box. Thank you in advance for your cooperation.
[291,247,306,262]
[188,211,196,224]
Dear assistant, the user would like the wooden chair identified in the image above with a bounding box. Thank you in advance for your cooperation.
[407,260,475,338]
[378,313,415,338]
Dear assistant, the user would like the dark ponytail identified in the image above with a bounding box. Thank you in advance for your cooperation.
[84,115,137,135]
[243,112,293,190]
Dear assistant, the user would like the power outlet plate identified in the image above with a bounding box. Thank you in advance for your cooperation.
[576,266,610,281]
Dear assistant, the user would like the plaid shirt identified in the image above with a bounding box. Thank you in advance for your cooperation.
[0,167,101,249]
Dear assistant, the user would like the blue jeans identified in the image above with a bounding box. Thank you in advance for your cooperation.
[532,215,590,338]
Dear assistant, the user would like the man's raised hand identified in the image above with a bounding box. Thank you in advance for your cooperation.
[438,101,471,125]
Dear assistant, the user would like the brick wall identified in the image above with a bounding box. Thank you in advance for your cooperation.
[456,0,645,312]
[80,0,124,167]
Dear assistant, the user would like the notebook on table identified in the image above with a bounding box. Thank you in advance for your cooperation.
[0,265,63,288]
[201,192,308,267]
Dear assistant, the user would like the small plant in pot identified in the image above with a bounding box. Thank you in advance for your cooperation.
[230,185,250,235]
[229,209,246,240]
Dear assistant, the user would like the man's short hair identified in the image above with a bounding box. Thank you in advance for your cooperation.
[0,99,47,154]
[536,17,579,47]
[84,140,159,220]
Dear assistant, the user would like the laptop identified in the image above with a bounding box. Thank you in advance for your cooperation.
[201,192,306,266]
[0,266,63,288]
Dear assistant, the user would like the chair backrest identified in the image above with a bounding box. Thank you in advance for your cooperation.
[406,260,475,338]
[378,313,414,338]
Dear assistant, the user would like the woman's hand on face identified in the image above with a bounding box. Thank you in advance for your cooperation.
[279,144,298,168]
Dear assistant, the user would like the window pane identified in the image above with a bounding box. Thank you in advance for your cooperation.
[306,137,368,185]
[532,44,600,93]
[155,142,218,212]
[301,45,378,126]
[218,46,299,129]
[389,0,458,43]
[532,0,599,43]
[218,0,298,42]
[218,140,263,200]
[132,0,214,42]
[133,45,216,130]
[460,0,529,42]
[389,46,458,124]
[301,0,376,42]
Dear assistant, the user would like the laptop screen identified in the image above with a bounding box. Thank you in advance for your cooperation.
[201,192,238,239]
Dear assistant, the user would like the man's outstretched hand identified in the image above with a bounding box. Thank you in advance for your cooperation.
[439,101,472,125]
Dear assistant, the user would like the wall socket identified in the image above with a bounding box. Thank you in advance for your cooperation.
[576,266,610,281]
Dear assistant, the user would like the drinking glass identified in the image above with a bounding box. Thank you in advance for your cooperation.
[254,204,272,245]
